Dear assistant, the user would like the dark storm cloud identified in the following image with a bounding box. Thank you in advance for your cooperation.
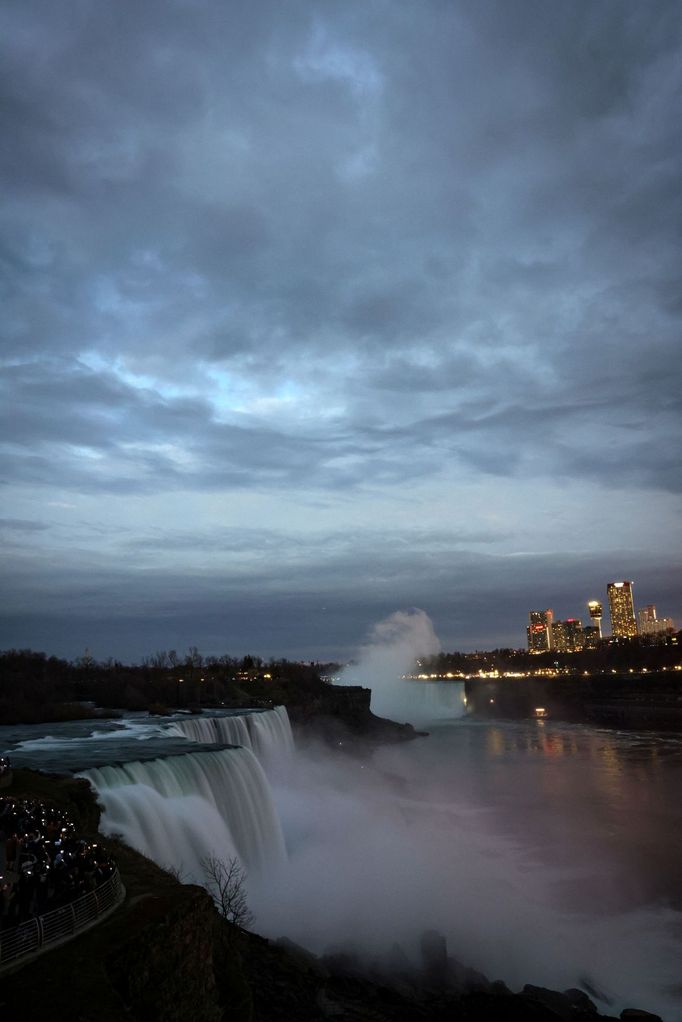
[1,0,680,656]
[121,524,511,564]
[2,349,679,494]
[0,360,342,491]
[0,536,678,661]
[0,518,48,532]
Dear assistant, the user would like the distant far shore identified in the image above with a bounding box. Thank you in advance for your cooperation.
[1,646,681,733]
[465,670,682,731]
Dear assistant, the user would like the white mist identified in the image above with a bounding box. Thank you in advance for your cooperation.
[337,608,466,726]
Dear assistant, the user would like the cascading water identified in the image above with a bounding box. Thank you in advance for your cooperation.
[167,713,252,748]
[81,746,286,881]
[168,705,295,768]
[247,706,296,764]
[372,678,467,726]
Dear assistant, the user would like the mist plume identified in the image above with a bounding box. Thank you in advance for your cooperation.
[337,608,465,725]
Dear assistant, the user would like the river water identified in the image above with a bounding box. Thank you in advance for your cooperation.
[253,716,682,1021]
[2,711,681,1019]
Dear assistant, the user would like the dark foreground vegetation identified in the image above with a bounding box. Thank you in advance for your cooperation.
[0,769,661,1021]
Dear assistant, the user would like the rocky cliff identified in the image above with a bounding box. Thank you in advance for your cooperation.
[287,684,422,749]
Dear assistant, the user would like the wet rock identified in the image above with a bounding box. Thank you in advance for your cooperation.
[463,965,492,993]
[322,945,364,978]
[420,928,448,987]
[275,936,329,978]
[467,990,579,1021]
[580,977,613,1005]
[387,941,413,979]
[563,988,599,1014]
[523,984,576,1020]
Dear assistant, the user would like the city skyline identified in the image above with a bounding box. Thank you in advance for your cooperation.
[526,580,675,653]
[1,2,681,662]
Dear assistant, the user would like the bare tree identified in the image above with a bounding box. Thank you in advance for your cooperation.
[186,645,203,670]
[150,649,169,669]
[200,854,254,931]
[163,861,189,884]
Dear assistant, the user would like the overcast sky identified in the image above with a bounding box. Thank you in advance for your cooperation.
[1,0,680,662]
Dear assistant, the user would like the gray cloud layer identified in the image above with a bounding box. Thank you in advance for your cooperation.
[1,1,680,658]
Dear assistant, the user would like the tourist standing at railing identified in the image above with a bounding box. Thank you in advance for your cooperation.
[5,832,18,871]
[36,865,49,913]
[16,869,34,919]
[0,796,117,928]
[1,879,18,927]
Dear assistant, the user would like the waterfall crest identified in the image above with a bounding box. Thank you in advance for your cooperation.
[168,705,295,766]
[81,746,286,879]
[167,714,252,748]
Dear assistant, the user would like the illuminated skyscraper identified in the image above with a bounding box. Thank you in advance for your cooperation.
[587,600,603,638]
[582,625,600,650]
[527,609,553,653]
[607,581,637,638]
[638,604,675,636]
[638,604,657,633]
[552,618,584,653]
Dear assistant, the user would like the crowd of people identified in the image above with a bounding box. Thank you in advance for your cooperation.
[0,794,116,930]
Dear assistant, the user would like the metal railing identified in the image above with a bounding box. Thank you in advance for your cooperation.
[0,866,124,968]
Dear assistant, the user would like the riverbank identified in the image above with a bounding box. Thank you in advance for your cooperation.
[465,671,682,730]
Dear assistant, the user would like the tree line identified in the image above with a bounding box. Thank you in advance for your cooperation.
[0,648,338,725]
[420,631,682,675]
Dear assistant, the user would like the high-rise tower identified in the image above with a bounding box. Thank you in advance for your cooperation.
[638,604,675,636]
[552,618,584,653]
[607,581,637,638]
[638,604,658,634]
[587,600,603,638]
[527,609,553,653]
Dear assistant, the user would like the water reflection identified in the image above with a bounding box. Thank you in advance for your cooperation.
[483,721,675,775]
[485,722,579,759]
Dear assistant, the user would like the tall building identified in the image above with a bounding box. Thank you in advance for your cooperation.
[527,609,553,653]
[587,600,603,638]
[607,581,637,638]
[638,604,675,636]
[638,604,657,633]
[582,625,601,650]
[552,618,584,653]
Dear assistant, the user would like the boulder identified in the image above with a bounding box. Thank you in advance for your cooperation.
[420,928,448,987]
[523,984,577,1021]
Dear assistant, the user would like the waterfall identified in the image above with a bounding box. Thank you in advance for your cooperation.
[247,706,295,764]
[168,706,295,767]
[80,746,286,881]
[372,679,467,727]
[167,713,253,749]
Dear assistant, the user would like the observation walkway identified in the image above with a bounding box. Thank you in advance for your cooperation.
[0,865,125,972]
